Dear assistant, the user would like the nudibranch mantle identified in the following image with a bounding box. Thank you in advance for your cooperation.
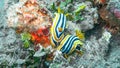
[50,13,67,47]
[57,35,84,55]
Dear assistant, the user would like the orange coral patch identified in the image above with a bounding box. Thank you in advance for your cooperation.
[31,27,50,48]
[100,0,106,4]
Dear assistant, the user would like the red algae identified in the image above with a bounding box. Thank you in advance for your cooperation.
[94,0,106,4]
[31,27,51,48]
[100,0,106,4]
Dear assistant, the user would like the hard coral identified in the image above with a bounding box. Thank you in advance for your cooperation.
[7,0,52,32]
[99,5,120,34]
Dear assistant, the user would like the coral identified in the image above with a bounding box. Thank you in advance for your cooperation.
[0,0,52,67]
[31,27,50,48]
[0,28,26,66]
[98,0,120,34]
[0,0,120,68]
[65,1,98,33]
[6,0,52,47]
[7,0,52,32]
[79,1,98,31]
[94,0,106,4]
[34,45,52,57]
[49,50,69,68]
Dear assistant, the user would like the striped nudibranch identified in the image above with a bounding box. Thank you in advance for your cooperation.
[50,13,66,47]
[57,35,84,55]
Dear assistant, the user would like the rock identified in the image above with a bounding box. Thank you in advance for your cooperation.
[16,59,25,64]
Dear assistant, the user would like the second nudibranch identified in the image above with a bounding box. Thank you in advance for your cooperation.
[50,13,67,47]
[57,35,84,55]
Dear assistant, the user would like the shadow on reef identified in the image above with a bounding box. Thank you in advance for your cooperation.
[85,1,108,40]
[85,18,106,40]
[105,33,120,58]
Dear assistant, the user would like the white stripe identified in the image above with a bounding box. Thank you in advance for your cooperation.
[57,14,63,35]
[62,35,74,53]
[66,36,77,53]
[63,15,66,29]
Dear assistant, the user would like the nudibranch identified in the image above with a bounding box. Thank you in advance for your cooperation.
[50,13,66,47]
[57,35,84,55]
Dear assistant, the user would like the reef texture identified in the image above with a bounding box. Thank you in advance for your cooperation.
[0,0,120,68]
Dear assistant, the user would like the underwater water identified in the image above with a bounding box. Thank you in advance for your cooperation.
[0,0,120,68]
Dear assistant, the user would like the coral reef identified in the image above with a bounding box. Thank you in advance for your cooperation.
[7,0,52,32]
[98,0,120,34]
[49,30,112,68]
[0,0,120,68]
